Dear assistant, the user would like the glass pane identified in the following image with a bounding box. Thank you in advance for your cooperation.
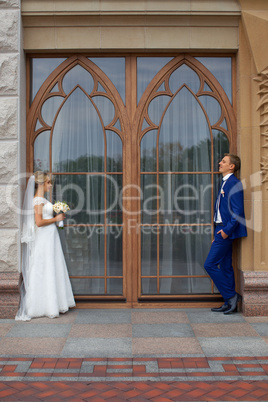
[106,174,123,224]
[141,229,157,276]
[148,95,171,127]
[159,227,211,278]
[195,57,232,104]
[41,96,63,126]
[159,278,212,295]
[213,129,229,171]
[159,174,211,224]
[137,57,173,104]
[52,88,104,172]
[89,57,126,104]
[141,278,157,295]
[31,58,67,103]
[159,87,211,172]
[53,174,105,224]
[34,131,50,172]
[213,173,222,202]
[107,279,123,295]
[92,96,115,126]
[198,95,222,126]
[140,174,158,224]
[140,130,157,172]
[169,64,200,94]
[70,278,105,295]
[107,226,123,276]
[62,65,94,95]
[59,227,104,277]
[106,131,123,172]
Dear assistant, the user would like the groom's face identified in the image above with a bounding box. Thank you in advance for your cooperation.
[219,156,235,176]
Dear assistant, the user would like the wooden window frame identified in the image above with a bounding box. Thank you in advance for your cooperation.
[26,53,237,309]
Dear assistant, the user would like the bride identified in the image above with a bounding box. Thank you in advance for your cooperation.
[16,171,75,321]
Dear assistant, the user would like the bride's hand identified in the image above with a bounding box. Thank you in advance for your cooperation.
[55,213,65,222]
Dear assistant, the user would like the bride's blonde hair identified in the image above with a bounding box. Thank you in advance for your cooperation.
[34,171,50,186]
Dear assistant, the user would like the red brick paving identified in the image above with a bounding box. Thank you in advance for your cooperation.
[0,357,267,400]
[0,381,267,401]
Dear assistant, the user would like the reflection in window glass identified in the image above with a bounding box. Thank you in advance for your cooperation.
[159,87,211,172]
[141,278,157,295]
[53,174,105,225]
[158,174,211,224]
[31,58,67,103]
[213,129,229,171]
[52,88,104,172]
[107,227,123,277]
[137,57,173,104]
[198,95,222,126]
[148,95,171,127]
[141,230,157,277]
[140,174,157,224]
[62,65,94,95]
[107,279,123,295]
[169,64,200,94]
[106,174,123,224]
[160,278,213,295]
[34,131,50,172]
[106,131,123,172]
[93,96,115,126]
[196,57,232,103]
[90,58,126,104]
[140,130,157,172]
[70,278,105,295]
[41,96,63,126]
[159,228,211,279]
[59,227,104,278]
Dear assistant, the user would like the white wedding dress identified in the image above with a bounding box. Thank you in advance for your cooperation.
[16,197,75,321]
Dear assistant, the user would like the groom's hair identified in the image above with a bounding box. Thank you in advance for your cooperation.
[224,153,241,172]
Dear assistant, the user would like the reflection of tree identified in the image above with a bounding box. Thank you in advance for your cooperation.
[141,130,228,172]
[141,130,229,230]
[55,153,123,173]
[52,153,123,225]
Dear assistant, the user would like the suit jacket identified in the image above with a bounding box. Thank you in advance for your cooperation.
[215,174,247,240]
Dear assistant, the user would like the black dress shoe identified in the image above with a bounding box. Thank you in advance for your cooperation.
[211,304,229,312]
[224,293,241,315]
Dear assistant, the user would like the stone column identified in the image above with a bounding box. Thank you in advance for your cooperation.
[0,0,21,318]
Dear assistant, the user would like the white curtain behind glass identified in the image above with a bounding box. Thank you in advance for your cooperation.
[141,63,229,296]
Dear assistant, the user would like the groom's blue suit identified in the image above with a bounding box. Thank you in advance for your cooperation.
[204,174,247,301]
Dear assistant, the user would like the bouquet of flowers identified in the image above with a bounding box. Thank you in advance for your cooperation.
[53,201,70,228]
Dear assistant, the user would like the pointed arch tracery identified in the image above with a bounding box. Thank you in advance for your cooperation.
[134,54,236,147]
[26,54,237,302]
[27,55,130,173]
[136,55,236,298]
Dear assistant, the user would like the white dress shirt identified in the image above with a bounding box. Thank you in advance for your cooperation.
[215,173,233,224]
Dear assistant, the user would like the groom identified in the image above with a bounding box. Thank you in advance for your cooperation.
[204,154,247,314]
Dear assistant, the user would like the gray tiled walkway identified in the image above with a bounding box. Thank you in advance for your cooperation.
[0,308,267,358]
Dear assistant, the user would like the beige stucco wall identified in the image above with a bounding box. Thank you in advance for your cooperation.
[237,0,268,275]
[21,0,240,52]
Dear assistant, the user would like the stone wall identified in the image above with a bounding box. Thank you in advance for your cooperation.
[0,0,21,318]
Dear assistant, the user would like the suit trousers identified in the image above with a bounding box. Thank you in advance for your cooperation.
[204,229,236,301]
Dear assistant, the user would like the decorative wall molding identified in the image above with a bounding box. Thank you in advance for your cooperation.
[254,69,268,190]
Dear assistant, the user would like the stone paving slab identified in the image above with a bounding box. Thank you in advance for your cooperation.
[0,309,268,358]
[132,323,195,338]
[198,337,268,357]
[0,308,268,401]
